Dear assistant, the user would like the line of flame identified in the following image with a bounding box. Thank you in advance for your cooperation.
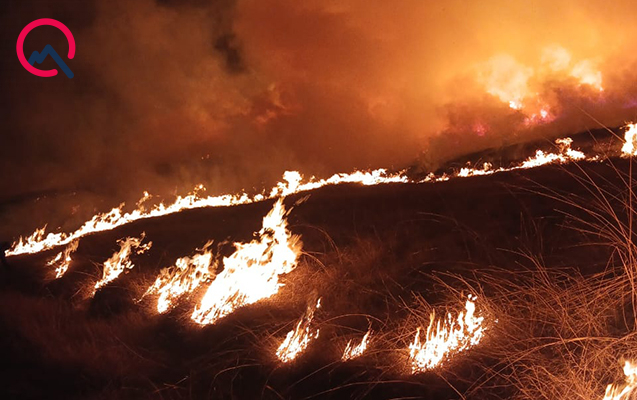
[8,170,406,257]
[11,125,632,259]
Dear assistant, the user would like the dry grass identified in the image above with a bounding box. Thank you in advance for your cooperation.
[453,265,637,400]
[236,157,637,399]
[439,158,637,400]
[7,156,637,399]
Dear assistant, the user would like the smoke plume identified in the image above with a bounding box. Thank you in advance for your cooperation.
[2,0,637,237]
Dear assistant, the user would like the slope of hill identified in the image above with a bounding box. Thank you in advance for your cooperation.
[1,155,634,399]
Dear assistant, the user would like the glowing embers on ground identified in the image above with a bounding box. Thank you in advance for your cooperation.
[621,123,637,157]
[94,233,152,292]
[276,299,321,363]
[408,296,485,373]
[603,360,637,400]
[143,241,217,313]
[46,239,79,278]
[8,169,404,257]
[191,199,302,325]
[341,330,372,361]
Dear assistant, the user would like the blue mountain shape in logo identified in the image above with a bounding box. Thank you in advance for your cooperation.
[28,44,74,79]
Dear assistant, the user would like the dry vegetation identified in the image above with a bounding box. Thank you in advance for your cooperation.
[456,159,637,400]
[3,157,637,399]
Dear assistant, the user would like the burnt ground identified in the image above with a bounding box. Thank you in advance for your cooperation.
[0,157,633,400]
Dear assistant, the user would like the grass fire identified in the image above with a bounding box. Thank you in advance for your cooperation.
[6,1,637,399]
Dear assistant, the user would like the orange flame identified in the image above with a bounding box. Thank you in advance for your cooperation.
[94,233,152,292]
[453,137,586,179]
[276,299,321,363]
[10,120,631,261]
[341,330,372,361]
[46,239,79,279]
[480,47,603,113]
[8,169,404,257]
[570,59,604,92]
[517,137,585,169]
[622,123,637,157]
[603,360,637,400]
[143,241,217,313]
[479,54,532,110]
[457,162,494,178]
[191,199,302,325]
[408,296,485,373]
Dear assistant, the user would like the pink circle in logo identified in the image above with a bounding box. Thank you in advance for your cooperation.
[17,18,75,77]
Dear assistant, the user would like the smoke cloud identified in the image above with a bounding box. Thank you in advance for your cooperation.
[2,0,637,237]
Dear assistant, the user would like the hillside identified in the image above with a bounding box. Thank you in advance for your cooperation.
[1,156,634,400]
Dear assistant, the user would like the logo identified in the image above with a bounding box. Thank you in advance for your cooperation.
[17,19,75,79]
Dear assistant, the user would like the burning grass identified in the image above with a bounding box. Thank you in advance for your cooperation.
[341,329,372,361]
[408,295,486,373]
[604,361,637,400]
[276,298,322,363]
[456,156,637,400]
[94,233,152,292]
[457,264,637,400]
[142,240,218,313]
[191,198,302,325]
[46,239,79,279]
[7,138,637,399]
